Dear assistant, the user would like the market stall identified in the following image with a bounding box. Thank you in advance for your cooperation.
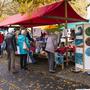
[0,0,88,70]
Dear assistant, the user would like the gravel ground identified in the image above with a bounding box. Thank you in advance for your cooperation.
[0,54,89,90]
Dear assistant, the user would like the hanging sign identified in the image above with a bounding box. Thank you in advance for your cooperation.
[84,24,90,70]
[75,24,84,70]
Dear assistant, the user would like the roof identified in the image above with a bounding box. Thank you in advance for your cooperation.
[0,0,88,27]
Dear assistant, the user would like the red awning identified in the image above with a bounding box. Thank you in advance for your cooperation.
[0,0,88,27]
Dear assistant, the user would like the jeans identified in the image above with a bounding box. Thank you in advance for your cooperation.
[20,54,27,69]
[47,52,55,71]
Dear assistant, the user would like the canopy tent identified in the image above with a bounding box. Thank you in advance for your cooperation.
[0,0,88,27]
[0,0,88,68]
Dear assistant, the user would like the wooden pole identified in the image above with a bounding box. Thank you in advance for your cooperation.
[83,24,85,72]
[31,27,33,38]
[65,0,68,66]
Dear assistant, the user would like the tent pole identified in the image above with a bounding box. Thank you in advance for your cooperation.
[65,0,68,66]
[31,27,33,38]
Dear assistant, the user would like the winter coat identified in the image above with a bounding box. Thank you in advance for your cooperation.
[26,32,34,41]
[17,35,30,54]
[5,33,17,52]
[0,34,4,44]
[45,34,58,53]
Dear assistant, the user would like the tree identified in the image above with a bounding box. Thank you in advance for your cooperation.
[4,1,19,15]
[13,0,58,13]
[0,0,19,19]
[70,0,89,18]
[13,0,89,18]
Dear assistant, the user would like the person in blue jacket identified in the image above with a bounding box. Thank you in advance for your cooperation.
[17,29,30,70]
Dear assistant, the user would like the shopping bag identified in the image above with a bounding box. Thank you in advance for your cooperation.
[35,48,40,53]
[27,54,32,63]
[23,41,29,51]
[29,51,36,64]
[23,42,28,49]
[15,46,20,54]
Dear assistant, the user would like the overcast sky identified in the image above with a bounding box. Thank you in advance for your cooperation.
[87,0,90,2]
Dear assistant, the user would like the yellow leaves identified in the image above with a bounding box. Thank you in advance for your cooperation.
[41,25,53,30]
[39,0,56,5]
[27,1,32,9]
[41,24,62,33]
[48,25,57,29]
[0,14,9,20]
[17,0,58,13]
[70,0,89,18]
[18,0,32,13]
[45,0,55,4]
[17,0,89,18]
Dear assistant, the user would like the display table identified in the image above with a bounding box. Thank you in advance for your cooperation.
[55,45,76,69]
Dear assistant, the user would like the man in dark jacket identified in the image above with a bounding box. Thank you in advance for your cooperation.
[26,30,34,42]
[5,29,17,73]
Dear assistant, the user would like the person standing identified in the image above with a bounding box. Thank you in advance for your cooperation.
[5,29,17,73]
[17,29,30,70]
[45,33,58,73]
[0,32,4,57]
[26,30,34,42]
[1,34,6,57]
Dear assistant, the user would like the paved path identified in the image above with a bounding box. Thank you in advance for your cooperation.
[0,55,89,90]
